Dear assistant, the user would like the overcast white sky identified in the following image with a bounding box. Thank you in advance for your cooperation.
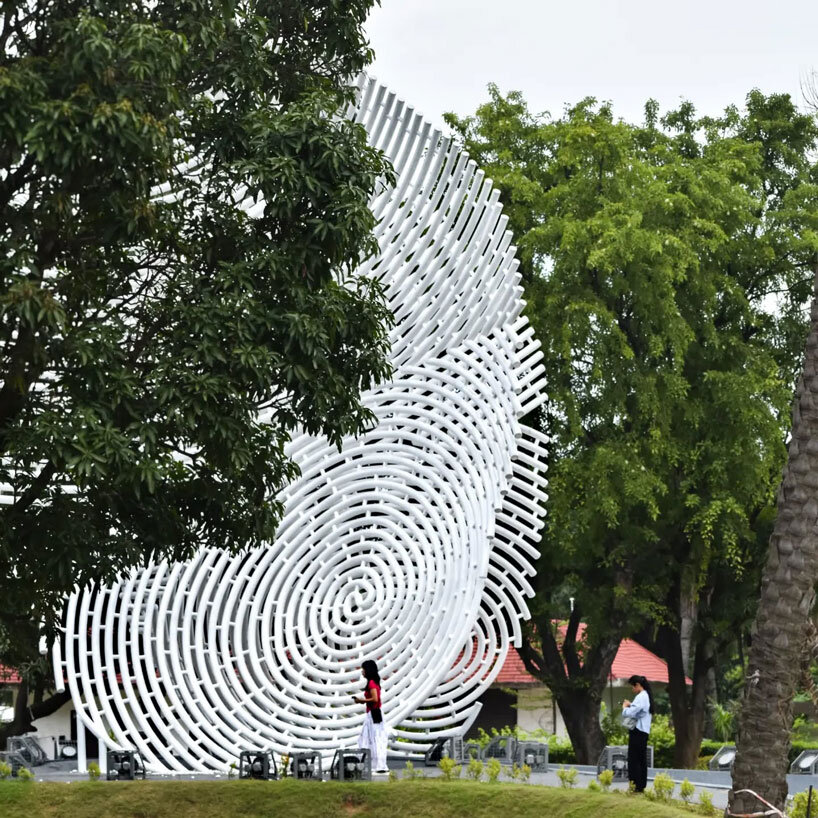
[366,0,818,129]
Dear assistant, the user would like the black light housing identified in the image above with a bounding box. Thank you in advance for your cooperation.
[106,749,147,780]
[290,751,322,780]
[238,749,277,780]
[329,748,371,781]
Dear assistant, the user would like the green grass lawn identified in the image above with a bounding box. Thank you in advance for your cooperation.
[0,779,702,818]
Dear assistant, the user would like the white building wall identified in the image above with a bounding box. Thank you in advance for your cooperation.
[30,698,74,746]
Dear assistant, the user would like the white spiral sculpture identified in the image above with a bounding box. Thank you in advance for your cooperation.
[53,76,548,773]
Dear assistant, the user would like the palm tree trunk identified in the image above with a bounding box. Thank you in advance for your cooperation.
[729,263,818,814]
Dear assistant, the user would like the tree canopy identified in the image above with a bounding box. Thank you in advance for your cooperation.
[0,0,392,669]
[447,87,818,762]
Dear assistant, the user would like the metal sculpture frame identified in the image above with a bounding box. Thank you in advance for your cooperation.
[53,76,548,774]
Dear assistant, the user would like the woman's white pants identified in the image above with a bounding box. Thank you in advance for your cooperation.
[357,712,388,771]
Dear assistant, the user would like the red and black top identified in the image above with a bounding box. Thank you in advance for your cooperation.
[366,679,381,712]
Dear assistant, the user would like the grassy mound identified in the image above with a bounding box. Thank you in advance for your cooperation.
[0,778,700,817]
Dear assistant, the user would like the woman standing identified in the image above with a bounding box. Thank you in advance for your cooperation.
[354,659,388,773]
[622,674,654,793]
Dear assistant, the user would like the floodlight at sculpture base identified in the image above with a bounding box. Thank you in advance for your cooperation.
[106,750,146,781]
[290,752,322,780]
[597,745,654,779]
[790,749,818,775]
[239,750,277,780]
[516,741,549,772]
[330,748,371,781]
[424,737,450,767]
[481,735,517,764]
[708,745,736,771]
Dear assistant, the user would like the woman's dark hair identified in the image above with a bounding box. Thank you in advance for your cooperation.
[362,660,380,684]
[627,675,655,714]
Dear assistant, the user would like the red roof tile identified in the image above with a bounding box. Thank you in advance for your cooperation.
[0,665,22,684]
[495,624,692,687]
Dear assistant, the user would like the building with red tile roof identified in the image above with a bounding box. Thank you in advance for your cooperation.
[495,636,691,687]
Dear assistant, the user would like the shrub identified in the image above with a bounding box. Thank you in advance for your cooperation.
[403,760,423,780]
[698,790,717,816]
[519,763,531,782]
[587,778,601,792]
[0,761,11,780]
[466,758,483,781]
[598,769,614,791]
[601,702,628,745]
[486,758,502,784]
[388,769,398,783]
[651,772,675,802]
[17,766,34,781]
[789,790,815,818]
[680,778,695,804]
[710,701,736,742]
[438,757,461,780]
[648,714,677,768]
[548,735,577,765]
[556,766,578,788]
[87,762,101,781]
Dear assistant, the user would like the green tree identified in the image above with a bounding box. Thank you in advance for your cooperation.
[447,88,818,763]
[0,0,392,734]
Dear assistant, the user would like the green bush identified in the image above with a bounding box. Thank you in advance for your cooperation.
[438,757,461,780]
[547,736,577,765]
[698,790,717,816]
[17,767,34,781]
[519,763,532,782]
[587,778,601,792]
[648,714,677,768]
[680,778,695,804]
[485,759,501,784]
[788,790,811,818]
[651,772,675,802]
[710,702,736,742]
[87,762,101,781]
[466,758,483,781]
[598,769,614,791]
[403,760,423,780]
[556,766,578,788]
[0,761,11,780]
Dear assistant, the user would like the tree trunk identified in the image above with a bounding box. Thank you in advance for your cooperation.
[668,631,712,769]
[729,265,818,815]
[519,607,622,765]
[557,688,608,764]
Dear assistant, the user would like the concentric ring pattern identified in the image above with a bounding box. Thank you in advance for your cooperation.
[53,76,549,772]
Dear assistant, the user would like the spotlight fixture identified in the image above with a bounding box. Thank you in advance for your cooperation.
[597,745,655,780]
[423,738,450,767]
[791,750,818,775]
[708,746,736,772]
[290,752,322,780]
[516,741,549,772]
[238,750,277,780]
[106,749,146,780]
[481,735,517,764]
[330,748,371,781]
